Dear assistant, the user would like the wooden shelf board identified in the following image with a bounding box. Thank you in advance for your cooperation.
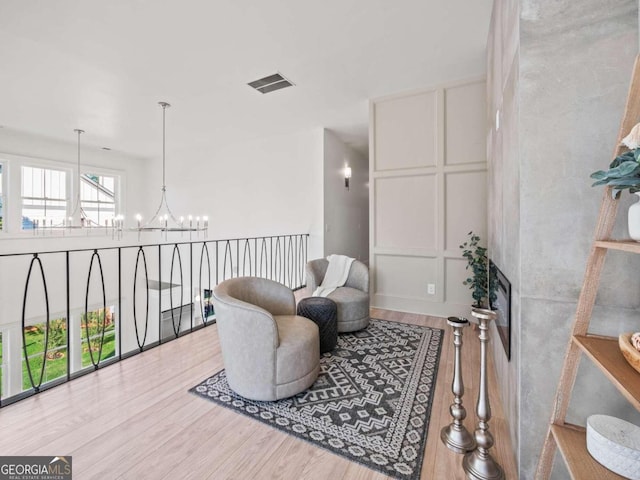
[595,239,640,254]
[551,423,626,479]
[573,334,640,411]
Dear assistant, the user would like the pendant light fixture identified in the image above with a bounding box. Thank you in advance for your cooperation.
[136,101,208,232]
[67,128,123,230]
[33,129,124,236]
[68,128,88,226]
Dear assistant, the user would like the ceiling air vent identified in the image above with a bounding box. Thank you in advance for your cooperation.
[248,73,294,94]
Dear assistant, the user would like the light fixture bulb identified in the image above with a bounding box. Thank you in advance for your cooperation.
[344,165,352,190]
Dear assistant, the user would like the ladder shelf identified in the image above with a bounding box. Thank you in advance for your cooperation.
[535,54,640,479]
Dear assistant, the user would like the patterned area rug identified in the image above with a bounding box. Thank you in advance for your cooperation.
[190,319,443,480]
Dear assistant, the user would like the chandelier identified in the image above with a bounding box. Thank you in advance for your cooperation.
[137,101,208,233]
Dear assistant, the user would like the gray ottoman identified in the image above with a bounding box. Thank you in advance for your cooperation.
[297,297,338,354]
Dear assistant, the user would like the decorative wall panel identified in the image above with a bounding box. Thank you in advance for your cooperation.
[375,175,437,250]
[374,91,438,171]
[445,82,487,165]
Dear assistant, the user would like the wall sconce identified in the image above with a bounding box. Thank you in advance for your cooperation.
[344,165,352,190]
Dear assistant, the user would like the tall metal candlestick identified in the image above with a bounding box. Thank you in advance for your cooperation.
[463,307,504,480]
[441,316,476,453]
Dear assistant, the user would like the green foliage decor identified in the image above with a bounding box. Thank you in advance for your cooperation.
[591,148,640,198]
[460,231,497,308]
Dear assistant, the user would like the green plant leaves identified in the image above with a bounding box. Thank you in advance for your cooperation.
[591,149,640,197]
[460,231,490,306]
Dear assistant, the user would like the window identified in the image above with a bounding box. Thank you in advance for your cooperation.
[81,307,116,368]
[21,166,67,229]
[80,173,116,226]
[22,318,68,390]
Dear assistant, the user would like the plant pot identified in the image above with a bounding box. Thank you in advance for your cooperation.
[628,192,640,241]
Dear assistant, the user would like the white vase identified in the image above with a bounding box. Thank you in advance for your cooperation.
[629,192,640,241]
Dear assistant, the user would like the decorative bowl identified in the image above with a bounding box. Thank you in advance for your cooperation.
[587,414,640,479]
[619,332,640,374]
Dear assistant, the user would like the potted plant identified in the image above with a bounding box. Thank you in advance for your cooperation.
[460,231,497,310]
[591,123,640,240]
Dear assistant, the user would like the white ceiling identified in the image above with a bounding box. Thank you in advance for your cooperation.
[0,0,493,159]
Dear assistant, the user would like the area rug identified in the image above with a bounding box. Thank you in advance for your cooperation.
[189,319,443,480]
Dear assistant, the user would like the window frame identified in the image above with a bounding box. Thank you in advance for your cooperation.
[0,152,125,237]
[79,168,122,226]
[20,164,71,230]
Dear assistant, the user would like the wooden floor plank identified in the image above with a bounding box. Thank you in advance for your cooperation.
[0,308,518,479]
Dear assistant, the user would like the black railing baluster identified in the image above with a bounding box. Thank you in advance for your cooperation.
[118,248,122,360]
[133,247,150,351]
[158,245,162,345]
[169,244,184,338]
[274,237,282,284]
[298,234,306,288]
[215,241,219,285]
[199,242,212,325]
[223,241,233,280]
[260,238,268,278]
[254,238,258,278]
[84,250,107,370]
[190,243,193,332]
[22,254,51,392]
[243,239,252,277]
[287,236,294,289]
[66,252,71,380]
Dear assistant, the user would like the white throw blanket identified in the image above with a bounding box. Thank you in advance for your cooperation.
[312,254,355,297]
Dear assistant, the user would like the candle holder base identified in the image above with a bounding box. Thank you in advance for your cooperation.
[440,423,476,454]
[462,447,505,480]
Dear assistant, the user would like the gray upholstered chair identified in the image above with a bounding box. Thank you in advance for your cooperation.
[305,259,370,332]
[212,277,320,401]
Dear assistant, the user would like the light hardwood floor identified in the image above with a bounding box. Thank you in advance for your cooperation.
[0,308,518,479]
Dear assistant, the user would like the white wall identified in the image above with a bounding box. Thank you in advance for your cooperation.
[323,129,369,262]
[369,78,488,317]
[141,128,325,261]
